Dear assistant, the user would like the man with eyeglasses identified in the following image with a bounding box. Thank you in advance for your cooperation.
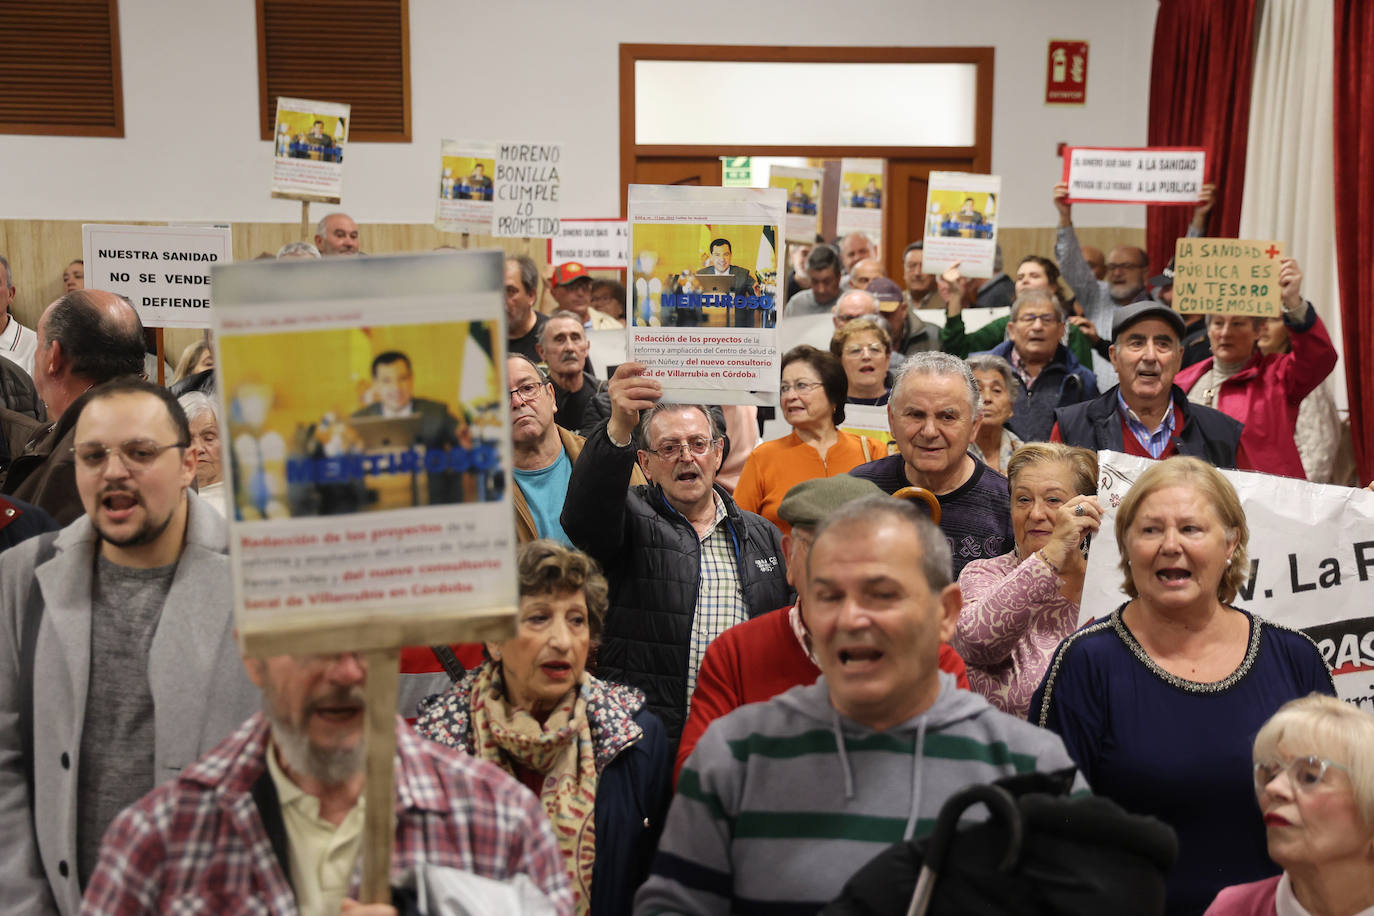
[1050,300,1244,468]
[0,376,258,915]
[561,362,790,746]
[971,288,1097,442]
[509,354,643,546]
[2,290,148,525]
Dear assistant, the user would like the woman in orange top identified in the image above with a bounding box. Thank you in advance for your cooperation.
[733,345,886,535]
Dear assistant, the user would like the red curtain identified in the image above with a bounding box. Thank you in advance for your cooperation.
[1334,0,1374,483]
[1145,0,1257,274]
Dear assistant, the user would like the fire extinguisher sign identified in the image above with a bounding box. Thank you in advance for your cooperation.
[1045,40,1089,106]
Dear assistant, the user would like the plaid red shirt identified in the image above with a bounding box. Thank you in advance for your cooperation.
[80,713,573,915]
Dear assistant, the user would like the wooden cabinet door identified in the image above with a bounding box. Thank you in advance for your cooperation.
[633,157,722,188]
[885,158,972,280]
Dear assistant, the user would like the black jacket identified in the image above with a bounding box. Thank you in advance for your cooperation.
[1053,384,1243,468]
[561,424,790,745]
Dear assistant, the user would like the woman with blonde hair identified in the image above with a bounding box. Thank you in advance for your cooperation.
[1031,456,1336,915]
[1207,694,1374,915]
[953,442,1098,716]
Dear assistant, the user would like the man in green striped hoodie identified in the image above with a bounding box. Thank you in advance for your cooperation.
[635,496,1085,915]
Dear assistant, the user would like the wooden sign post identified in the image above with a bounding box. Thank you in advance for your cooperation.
[211,251,519,905]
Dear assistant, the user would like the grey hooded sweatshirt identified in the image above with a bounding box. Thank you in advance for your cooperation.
[634,671,1085,915]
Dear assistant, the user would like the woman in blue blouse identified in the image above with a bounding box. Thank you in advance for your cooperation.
[1031,456,1335,916]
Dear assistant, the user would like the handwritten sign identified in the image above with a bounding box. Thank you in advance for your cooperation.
[547,219,628,270]
[83,224,232,329]
[1063,147,1205,205]
[1172,237,1284,317]
[494,142,562,238]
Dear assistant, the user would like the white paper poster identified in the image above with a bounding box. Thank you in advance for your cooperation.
[1084,451,1374,708]
[211,252,517,648]
[922,171,1002,279]
[547,219,629,270]
[769,164,823,245]
[83,224,232,329]
[271,97,349,204]
[493,142,562,238]
[837,157,884,254]
[627,185,785,405]
[435,139,497,234]
[1063,147,1205,205]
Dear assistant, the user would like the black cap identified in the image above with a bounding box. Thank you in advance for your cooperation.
[1148,257,1175,289]
[1111,300,1187,342]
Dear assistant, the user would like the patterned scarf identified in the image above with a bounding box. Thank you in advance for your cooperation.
[469,662,598,915]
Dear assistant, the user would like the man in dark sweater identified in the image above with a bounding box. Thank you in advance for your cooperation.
[850,352,1013,577]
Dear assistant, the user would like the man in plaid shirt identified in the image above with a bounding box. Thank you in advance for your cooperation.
[81,651,573,915]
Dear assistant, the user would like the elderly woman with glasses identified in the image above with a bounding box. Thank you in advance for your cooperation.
[970,287,1098,442]
[1206,694,1374,916]
[1032,457,1336,915]
[830,317,893,405]
[733,345,884,536]
[417,540,670,916]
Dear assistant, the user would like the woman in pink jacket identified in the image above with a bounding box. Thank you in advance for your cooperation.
[1175,258,1337,479]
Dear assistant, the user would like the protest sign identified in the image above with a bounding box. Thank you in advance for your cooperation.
[547,219,629,270]
[1062,147,1205,205]
[211,251,516,656]
[435,140,497,234]
[922,171,1001,278]
[627,184,784,405]
[1172,237,1284,317]
[493,142,561,238]
[1083,451,1374,708]
[770,164,824,245]
[837,158,884,253]
[83,224,231,329]
[271,97,349,204]
[839,404,896,455]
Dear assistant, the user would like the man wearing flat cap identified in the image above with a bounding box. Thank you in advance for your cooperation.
[672,475,969,782]
[1049,300,1245,468]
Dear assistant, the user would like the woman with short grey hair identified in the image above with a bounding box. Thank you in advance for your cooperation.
[966,353,1023,474]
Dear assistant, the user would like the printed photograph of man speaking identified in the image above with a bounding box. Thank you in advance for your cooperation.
[630,223,778,330]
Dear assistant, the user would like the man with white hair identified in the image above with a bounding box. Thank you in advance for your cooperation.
[839,232,875,274]
[0,254,38,375]
[313,213,359,256]
[275,241,321,259]
[850,352,1013,577]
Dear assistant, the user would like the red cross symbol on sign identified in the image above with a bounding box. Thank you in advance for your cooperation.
[1265,245,1281,258]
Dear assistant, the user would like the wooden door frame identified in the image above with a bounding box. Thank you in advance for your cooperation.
[618,43,995,216]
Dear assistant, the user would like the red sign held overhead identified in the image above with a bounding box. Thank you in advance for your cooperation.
[1046,40,1089,106]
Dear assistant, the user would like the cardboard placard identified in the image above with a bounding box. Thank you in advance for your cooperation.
[211,251,517,656]
[82,224,232,329]
[1063,147,1206,205]
[493,142,562,238]
[837,157,884,254]
[546,219,629,270]
[769,164,824,245]
[922,171,1001,279]
[627,185,785,405]
[1172,237,1284,317]
[435,140,497,234]
[272,97,349,204]
[1085,452,1374,708]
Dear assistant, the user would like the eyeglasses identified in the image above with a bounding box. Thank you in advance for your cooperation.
[509,381,548,404]
[843,344,885,357]
[1254,756,1349,794]
[1105,261,1146,272]
[779,379,823,395]
[1014,312,1062,326]
[72,439,186,472]
[645,436,717,461]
